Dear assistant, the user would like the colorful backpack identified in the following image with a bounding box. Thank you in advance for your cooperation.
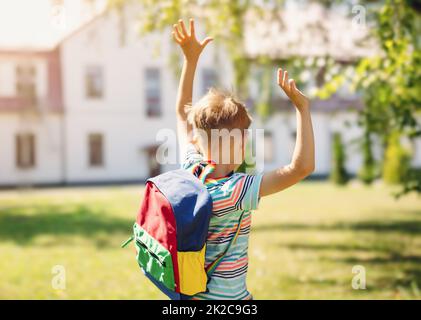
[122,165,244,300]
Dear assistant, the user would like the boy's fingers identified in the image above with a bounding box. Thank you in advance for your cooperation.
[290,79,296,89]
[289,79,295,92]
[189,18,195,37]
[282,71,289,88]
[200,37,213,47]
[173,24,184,41]
[179,19,189,37]
[172,31,181,44]
[277,68,283,87]
[290,79,304,95]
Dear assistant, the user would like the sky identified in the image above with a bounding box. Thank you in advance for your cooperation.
[0,0,107,50]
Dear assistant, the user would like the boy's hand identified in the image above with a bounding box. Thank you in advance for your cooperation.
[260,68,315,197]
[172,19,213,62]
[277,68,310,111]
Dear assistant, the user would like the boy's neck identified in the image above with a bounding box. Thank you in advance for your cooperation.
[207,164,235,179]
[201,146,239,178]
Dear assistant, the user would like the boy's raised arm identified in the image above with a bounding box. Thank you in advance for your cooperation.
[172,19,213,152]
[259,68,315,197]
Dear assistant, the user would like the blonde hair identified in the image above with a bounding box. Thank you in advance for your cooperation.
[186,88,252,133]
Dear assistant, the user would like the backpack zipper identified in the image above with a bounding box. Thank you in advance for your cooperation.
[136,239,167,267]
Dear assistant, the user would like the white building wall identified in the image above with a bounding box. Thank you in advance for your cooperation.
[253,113,293,172]
[0,61,16,96]
[0,114,63,186]
[312,112,332,175]
[0,53,64,187]
[254,111,366,176]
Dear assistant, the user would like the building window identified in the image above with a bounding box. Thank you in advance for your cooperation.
[264,131,274,163]
[15,64,37,104]
[86,66,103,99]
[202,68,218,94]
[145,68,161,117]
[16,133,36,169]
[88,133,104,167]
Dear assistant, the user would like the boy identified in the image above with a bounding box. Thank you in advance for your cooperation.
[172,19,315,300]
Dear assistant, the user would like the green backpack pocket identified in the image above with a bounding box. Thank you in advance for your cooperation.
[133,223,175,291]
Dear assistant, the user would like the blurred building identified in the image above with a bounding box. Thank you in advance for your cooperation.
[0,1,229,186]
[0,1,420,187]
[0,48,64,186]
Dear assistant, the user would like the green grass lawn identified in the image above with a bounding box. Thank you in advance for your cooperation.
[0,181,420,299]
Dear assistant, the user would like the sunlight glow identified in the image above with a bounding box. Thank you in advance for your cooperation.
[0,0,107,50]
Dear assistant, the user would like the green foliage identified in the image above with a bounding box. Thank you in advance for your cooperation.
[396,168,421,197]
[232,55,251,97]
[316,73,345,100]
[354,1,421,139]
[320,0,421,194]
[255,64,273,121]
[382,131,412,185]
[354,0,421,193]
[358,130,377,185]
[109,0,290,97]
[330,132,349,185]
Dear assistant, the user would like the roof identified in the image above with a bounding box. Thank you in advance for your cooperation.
[244,3,377,61]
[0,1,376,59]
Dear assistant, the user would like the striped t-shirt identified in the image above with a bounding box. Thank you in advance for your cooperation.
[182,144,263,300]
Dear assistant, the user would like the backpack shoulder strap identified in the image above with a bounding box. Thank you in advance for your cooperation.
[191,160,216,183]
[205,211,245,278]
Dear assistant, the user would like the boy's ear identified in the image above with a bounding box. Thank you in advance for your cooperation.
[191,133,199,145]
[190,134,203,154]
[188,132,197,145]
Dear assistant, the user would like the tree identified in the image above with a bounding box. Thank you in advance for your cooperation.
[330,132,349,185]
[319,0,421,194]
[108,0,276,97]
[357,0,420,194]
[255,63,274,121]
[358,129,377,185]
[382,131,411,184]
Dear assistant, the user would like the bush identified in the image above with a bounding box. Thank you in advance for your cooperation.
[358,131,376,185]
[396,167,421,198]
[382,132,412,185]
[330,132,349,185]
